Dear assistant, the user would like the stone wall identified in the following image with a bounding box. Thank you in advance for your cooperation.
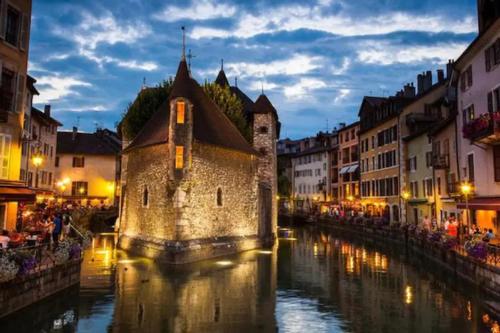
[253,113,278,237]
[0,259,82,319]
[120,144,175,242]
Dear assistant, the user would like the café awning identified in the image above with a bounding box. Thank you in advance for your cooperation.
[347,165,359,173]
[457,197,500,210]
[0,186,36,202]
[339,166,350,174]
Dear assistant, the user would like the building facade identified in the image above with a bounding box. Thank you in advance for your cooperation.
[455,16,500,233]
[0,0,34,229]
[359,91,414,223]
[337,122,360,211]
[55,128,121,206]
[118,58,279,263]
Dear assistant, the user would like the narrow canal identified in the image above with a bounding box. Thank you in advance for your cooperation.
[2,226,498,332]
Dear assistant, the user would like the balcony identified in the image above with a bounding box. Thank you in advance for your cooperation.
[463,112,500,145]
[432,154,449,169]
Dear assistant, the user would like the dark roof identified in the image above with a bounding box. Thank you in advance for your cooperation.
[338,121,359,133]
[230,86,254,120]
[364,96,387,107]
[57,130,121,155]
[253,94,278,118]
[31,107,62,126]
[27,75,39,95]
[293,145,329,157]
[125,60,256,155]
[215,69,230,87]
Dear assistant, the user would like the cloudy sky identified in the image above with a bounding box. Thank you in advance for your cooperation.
[30,0,478,139]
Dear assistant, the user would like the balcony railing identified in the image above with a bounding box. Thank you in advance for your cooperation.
[463,111,500,144]
[432,154,449,169]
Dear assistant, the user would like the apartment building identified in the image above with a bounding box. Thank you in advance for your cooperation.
[0,0,34,229]
[337,122,360,210]
[455,12,500,233]
[359,89,414,223]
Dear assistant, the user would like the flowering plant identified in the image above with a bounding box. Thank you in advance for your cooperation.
[465,240,488,260]
[54,240,71,264]
[0,253,19,283]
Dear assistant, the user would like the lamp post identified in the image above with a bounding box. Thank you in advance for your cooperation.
[31,153,43,188]
[460,182,472,231]
[401,190,410,225]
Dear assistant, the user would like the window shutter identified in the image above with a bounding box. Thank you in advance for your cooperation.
[0,0,7,40]
[488,91,494,113]
[16,74,25,113]
[19,13,29,51]
[485,48,491,72]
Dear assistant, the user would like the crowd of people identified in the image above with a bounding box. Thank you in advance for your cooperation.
[419,215,496,243]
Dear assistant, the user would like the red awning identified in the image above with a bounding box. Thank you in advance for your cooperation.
[0,186,36,202]
[456,197,500,210]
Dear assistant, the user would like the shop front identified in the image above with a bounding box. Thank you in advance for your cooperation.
[457,197,500,234]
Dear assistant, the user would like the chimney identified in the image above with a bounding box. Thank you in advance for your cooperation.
[339,122,346,129]
[446,59,454,79]
[417,74,424,95]
[44,104,51,117]
[437,69,445,83]
[423,70,433,92]
[404,83,416,98]
[72,126,78,141]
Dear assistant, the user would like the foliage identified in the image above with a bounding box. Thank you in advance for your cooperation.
[202,82,252,142]
[120,80,252,143]
[278,175,291,197]
[120,79,174,141]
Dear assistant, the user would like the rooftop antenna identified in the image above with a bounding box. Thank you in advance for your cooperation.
[187,49,196,71]
[326,119,329,132]
[181,26,186,60]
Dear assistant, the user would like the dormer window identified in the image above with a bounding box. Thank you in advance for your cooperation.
[176,101,185,124]
[175,146,184,169]
[259,126,268,134]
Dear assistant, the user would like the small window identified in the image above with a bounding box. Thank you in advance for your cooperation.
[175,146,184,169]
[5,6,20,47]
[72,156,85,168]
[142,186,149,207]
[259,147,267,155]
[55,156,59,167]
[176,101,185,124]
[259,126,268,134]
[217,187,223,206]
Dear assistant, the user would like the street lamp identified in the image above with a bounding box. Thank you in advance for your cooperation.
[460,182,473,230]
[31,153,43,188]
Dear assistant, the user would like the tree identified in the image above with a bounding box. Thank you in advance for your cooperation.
[120,79,173,141]
[202,82,252,142]
[120,79,252,143]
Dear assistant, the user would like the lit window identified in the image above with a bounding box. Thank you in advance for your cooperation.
[175,146,184,169]
[176,101,185,124]
[0,134,12,179]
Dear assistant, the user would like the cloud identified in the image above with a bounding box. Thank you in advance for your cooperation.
[357,42,468,65]
[33,75,92,103]
[54,11,157,71]
[59,105,109,112]
[334,88,350,103]
[201,54,323,79]
[153,0,236,22]
[248,80,280,92]
[331,58,350,75]
[189,4,476,39]
[284,78,327,100]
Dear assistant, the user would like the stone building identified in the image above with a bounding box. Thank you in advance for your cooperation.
[0,0,35,230]
[118,57,279,263]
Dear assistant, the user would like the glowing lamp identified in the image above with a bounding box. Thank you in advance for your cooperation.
[401,191,410,200]
[460,182,472,195]
[32,154,43,167]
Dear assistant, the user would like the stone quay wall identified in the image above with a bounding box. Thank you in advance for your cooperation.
[0,259,82,319]
[282,214,500,301]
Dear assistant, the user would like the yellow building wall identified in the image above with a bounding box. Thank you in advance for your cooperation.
[55,154,118,202]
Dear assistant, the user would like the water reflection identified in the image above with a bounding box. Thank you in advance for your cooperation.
[1,227,499,333]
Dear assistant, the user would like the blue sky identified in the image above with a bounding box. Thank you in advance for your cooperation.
[29,0,478,139]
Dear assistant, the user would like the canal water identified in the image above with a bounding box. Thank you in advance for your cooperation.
[2,226,499,332]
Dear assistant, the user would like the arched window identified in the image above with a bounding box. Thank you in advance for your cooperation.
[176,100,185,124]
[259,126,268,134]
[217,188,223,207]
[142,186,149,207]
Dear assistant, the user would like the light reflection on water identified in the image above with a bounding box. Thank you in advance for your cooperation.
[1,226,499,333]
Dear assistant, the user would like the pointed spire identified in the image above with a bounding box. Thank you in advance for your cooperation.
[221,58,224,71]
[235,77,238,87]
[215,59,230,87]
[141,77,147,90]
[181,26,186,60]
[261,80,264,95]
